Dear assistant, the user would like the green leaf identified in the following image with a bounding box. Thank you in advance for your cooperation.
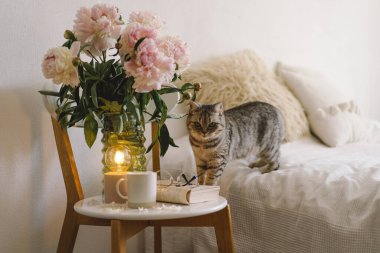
[57,101,76,126]
[58,111,69,122]
[110,72,125,83]
[111,64,118,76]
[60,103,76,114]
[169,137,179,147]
[38,90,60,97]
[74,87,80,104]
[83,62,96,75]
[84,76,100,81]
[138,93,149,125]
[180,83,193,91]
[139,93,149,109]
[111,78,127,97]
[57,100,75,114]
[91,82,98,108]
[84,114,98,148]
[146,138,158,154]
[159,101,168,127]
[157,86,180,95]
[68,108,84,127]
[125,100,140,123]
[171,73,178,82]
[159,124,170,156]
[116,113,124,133]
[125,76,134,90]
[59,85,69,103]
[147,108,160,122]
[62,40,71,48]
[150,90,162,112]
[95,61,101,73]
[58,112,69,127]
[80,81,89,111]
[134,37,146,51]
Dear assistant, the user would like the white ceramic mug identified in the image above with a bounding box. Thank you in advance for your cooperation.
[116,171,157,208]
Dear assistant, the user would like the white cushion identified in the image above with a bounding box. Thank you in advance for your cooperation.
[277,63,367,146]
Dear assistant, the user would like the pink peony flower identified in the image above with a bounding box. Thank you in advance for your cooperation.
[159,35,190,74]
[41,41,81,87]
[119,25,158,59]
[128,11,163,30]
[73,4,123,54]
[123,38,175,92]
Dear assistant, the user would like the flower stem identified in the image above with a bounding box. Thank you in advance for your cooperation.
[86,50,100,63]
[102,51,107,62]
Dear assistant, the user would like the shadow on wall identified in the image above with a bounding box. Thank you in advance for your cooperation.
[0,86,65,252]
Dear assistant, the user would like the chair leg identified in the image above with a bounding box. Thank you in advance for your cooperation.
[57,209,80,253]
[154,225,162,253]
[213,205,235,253]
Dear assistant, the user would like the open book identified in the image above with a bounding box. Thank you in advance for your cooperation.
[156,181,220,205]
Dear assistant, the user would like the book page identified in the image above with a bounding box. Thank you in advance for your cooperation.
[156,185,191,205]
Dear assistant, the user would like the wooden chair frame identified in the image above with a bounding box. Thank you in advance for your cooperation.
[52,117,234,253]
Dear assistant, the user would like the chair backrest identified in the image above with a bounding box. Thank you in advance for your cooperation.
[151,121,160,172]
[51,117,84,205]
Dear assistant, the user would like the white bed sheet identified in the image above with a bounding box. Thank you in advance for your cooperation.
[147,120,380,253]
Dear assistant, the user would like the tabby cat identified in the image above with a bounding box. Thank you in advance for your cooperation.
[187,101,285,185]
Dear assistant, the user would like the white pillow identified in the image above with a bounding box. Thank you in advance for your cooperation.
[277,63,367,147]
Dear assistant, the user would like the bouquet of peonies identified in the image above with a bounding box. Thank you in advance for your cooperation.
[40,4,198,156]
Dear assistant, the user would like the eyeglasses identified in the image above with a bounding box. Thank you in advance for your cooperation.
[157,169,198,187]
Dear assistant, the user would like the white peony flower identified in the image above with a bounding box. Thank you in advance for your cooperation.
[41,41,81,87]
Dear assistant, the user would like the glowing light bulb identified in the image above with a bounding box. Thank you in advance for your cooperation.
[105,145,131,172]
[114,150,125,165]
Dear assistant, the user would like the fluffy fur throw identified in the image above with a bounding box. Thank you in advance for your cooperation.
[179,50,310,141]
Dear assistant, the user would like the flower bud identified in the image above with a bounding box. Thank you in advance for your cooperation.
[194,82,202,91]
[183,92,191,100]
[72,57,81,66]
[115,42,122,49]
[64,30,74,40]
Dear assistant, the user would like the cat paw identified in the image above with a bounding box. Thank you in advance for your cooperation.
[249,160,266,168]
[259,168,273,174]
[259,163,279,173]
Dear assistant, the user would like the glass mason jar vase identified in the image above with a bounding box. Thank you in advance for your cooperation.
[101,112,146,173]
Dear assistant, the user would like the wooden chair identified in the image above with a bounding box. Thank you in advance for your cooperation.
[52,117,112,252]
[52,116,234,253]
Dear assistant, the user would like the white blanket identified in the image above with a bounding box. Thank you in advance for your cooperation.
[147,120,380,253]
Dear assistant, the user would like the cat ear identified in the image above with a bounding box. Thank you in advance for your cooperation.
[188,100,201,111]
[213,102,224,114]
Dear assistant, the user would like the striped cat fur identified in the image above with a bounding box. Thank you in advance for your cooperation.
[187,101,285,185]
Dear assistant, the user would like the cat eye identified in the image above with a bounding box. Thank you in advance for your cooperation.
[208,122,218,129]
[193,122,202,129]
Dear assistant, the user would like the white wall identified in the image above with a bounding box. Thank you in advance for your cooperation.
[1,0,379,252]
